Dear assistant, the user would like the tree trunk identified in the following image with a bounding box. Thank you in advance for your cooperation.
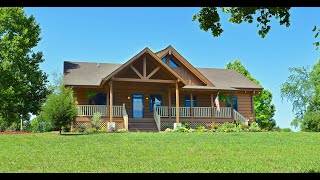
[59,127,61,135]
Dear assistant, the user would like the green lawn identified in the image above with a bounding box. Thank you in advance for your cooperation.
[0,132,319,173]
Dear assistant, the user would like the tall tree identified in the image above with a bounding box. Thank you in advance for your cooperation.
[0,8,49,125]
[226,60,276,130]
[281,59,320,131]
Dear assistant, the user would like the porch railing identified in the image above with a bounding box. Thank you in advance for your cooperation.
[153,104,161,131]
[214,107,232,118]
[155,106,233,118]
[77,105,123,117]
[122,103,128,130]
[233,109,249,124]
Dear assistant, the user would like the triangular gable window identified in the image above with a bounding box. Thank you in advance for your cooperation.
[169,58,179,68]
[162,57,180,68]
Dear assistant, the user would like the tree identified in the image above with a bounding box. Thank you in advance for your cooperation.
[193,7,291,38]
[0,8,49,126]
[41,76,78,134]
[226,60,276,130]
[281,59,320,131]
[193,7,320,50]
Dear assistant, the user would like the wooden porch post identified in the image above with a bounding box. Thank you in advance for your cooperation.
[230,93,234,120]
[109,81,113,122]
[106,87,109,117]
[190,92,193,118]
[211,92,215,124]
[168,88,171,118]
[175,82,179,123]
[251,94,254,122]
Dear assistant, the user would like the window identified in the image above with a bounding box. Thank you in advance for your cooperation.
[185,95,196,107]
[226,96,238,111]
[162,57,167,64]
[89,93,106,105]
[169,58,179,68]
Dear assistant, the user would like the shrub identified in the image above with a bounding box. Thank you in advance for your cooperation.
[181,122,190,129]
[248,122,261,132]
[116,128,128,133]
[86,127,97,133]
[172,127,189,133]
[71,128,79,133]
[0,117,8,132]
[76,125,86,133]
[6,122,18,131]
[30,115,52,133]
[41,84,77,134]
[281,128,292,132]
[195,125,205,131]
[98,127,107,133]
[92,112,102,129]
[62,125,71,132]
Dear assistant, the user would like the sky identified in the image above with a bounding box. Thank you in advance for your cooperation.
[24,7,320,130]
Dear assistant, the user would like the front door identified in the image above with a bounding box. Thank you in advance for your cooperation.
[132,94,144,118]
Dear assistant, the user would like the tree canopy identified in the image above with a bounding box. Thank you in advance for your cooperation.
[0,7,49,126]
[193,7,320,50]
[281,59,320,131]
[226,60,276,130]
[193,7,291,38]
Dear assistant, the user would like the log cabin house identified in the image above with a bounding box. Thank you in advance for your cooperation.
[64,45,262,132]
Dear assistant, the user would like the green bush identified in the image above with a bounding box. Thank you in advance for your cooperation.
[6,122,18,131]
[30,115,52,133]
[98,127,107,133]
[41,84,77,134]
[181,122,190,129]
[195,125,205,131]
[71,127,79,133]
[76,125,86,133]
[281,128,292,132]
[92,112,102,129]
[0,117,8,131]
[62,125,71,132]
[173,127,189,133]
[86,127,97,133]
[116,128,128,133]
[248,122,261,132]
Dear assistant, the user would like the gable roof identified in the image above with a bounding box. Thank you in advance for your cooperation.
[64,62,262,90]
[156,45,214,86]
[197,68,262,89]
[64,46,262,91]
[64,61,121,86]
[100,47,187,86]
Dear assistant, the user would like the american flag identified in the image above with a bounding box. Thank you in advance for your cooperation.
[215,94,220,112]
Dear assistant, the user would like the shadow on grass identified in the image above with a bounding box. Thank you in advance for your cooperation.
[305,169,320,173]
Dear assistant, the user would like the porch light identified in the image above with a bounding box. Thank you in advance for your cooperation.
[145,96,149,100]
[127,96,130,100]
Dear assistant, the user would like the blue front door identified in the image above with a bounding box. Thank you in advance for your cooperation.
[132,94,144,118]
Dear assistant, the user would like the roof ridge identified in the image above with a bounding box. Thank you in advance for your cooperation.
[64,61,122,65]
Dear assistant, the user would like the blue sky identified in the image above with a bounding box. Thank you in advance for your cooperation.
[24,8,320,130]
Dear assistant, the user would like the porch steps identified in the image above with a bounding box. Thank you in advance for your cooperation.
[128,118,158,132]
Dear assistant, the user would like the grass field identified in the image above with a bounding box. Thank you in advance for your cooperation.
[0,132,319,173]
